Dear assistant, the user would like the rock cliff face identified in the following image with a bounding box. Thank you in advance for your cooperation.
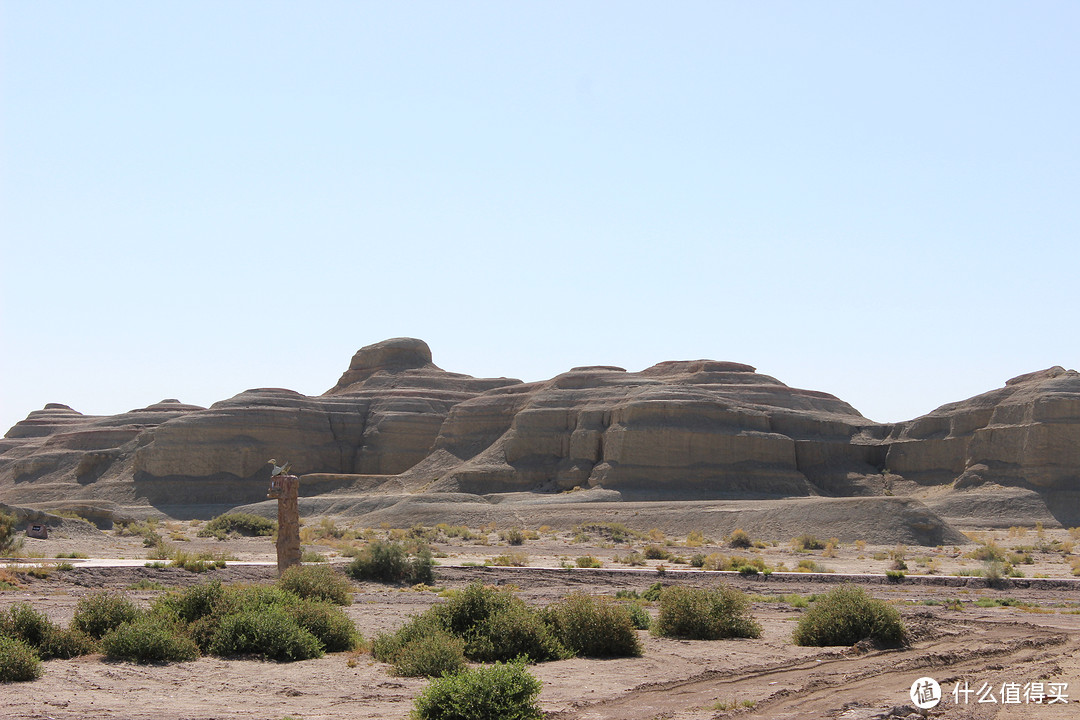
[884,366,1080,490]
[424,360,883,498]
[1,338,1077,518]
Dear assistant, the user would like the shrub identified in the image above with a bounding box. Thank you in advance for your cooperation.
[502,528,526,546]
[101,616,199,663]
[411,660,543,720]
[278,565,352,605]
[290,600,360,652]
[576,522,635,544]
[169,549,228,572]
[488,552,529,567]
[198,512,276,539]
[966,542,1005,562]
[372,613,447,664]
[381,583,568,665]
[0,509,21,555]
[653,585,761,640]
[623,602,652,630]
[0,636,41,682]
[388,631,467,678]
[209,607,323,661]
[728,529,752,549]
[575,555,602,568]
[642,582,664,602]
[464,599,567,663]
[347,540,434,585]
[0,603,95,660]
[796,559,830,573]
[792,534,825,551]
[152,581,349,660]
[543,592,642,658]
[72,591,139,640]
[152,581,226,624]
[643,544,671,560]
[792,585,906,647]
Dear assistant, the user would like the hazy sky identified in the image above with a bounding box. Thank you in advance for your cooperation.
[2,2,1077,435]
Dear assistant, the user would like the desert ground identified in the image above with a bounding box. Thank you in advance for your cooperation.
[3,516,1080,720]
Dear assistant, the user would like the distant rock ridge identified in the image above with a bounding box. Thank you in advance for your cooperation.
[1,338,1077,518]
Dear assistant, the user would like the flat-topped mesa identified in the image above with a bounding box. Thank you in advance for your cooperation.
[886,367,1080,490]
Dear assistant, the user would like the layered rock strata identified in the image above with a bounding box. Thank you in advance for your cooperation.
[1,339,1077,527]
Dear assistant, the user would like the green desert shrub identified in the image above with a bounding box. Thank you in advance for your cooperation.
[0,509,21,555]
[653,585,761,640]
[642,582,664,602]
[623,602,652,630]
[152,580,227,624]
[643,544,671,560]
[198,512,276,539]
[278,564,352,605]
[290,600,360,652]
[72,591,139,640]
[411,660,543,720]
[101,616,199,663]
[0,636,41,682]
[347,540,434,585]
[209,607,323,661]
[387,631,467,678]
[379,583,567,665]
[543,592,642,658]
[153,580,358,660]
[463,598,567,663]
[0,603,95,660]
[792,585,907,647]
[372,613,447,665]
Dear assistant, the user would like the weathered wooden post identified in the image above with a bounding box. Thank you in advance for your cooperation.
[267,472,301,574]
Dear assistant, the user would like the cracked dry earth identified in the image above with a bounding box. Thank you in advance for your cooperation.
[3,567,1079,720]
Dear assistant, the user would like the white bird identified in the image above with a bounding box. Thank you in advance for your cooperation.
[268,458,291,477]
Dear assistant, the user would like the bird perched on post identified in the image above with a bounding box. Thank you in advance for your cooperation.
[268,458,291,477]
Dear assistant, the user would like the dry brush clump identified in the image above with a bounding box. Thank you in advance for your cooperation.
[374,582,648,678]
[197,512,276,540]
[346,539,434,584]
[411,660,543,720]
[0,636,41,682]
[277,564,352,605]
[652,585,762,640]
[792,585,906,647]
[542,592,643,658]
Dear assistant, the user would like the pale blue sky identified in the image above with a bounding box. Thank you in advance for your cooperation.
[2,2,1077,435]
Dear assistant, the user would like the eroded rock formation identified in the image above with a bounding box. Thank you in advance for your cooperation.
[1,338,1077,529]
[885,366,1080,490]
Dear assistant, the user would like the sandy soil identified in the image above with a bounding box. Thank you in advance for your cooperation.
[3,520,1080,720]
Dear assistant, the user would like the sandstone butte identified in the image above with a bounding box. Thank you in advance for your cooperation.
[1,338,1077,545]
